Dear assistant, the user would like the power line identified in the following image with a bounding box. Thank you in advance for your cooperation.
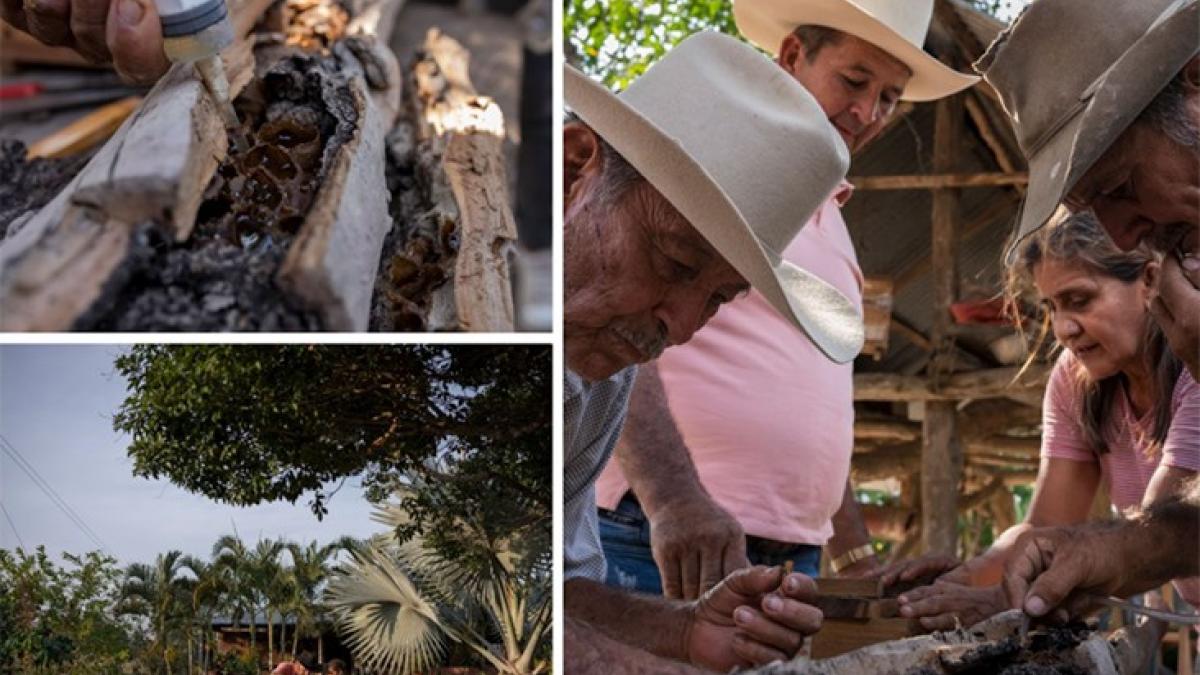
[0,502,25,550]
[0,433,109,554]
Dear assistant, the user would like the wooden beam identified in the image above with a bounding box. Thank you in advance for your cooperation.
[848,172,1027,191]
[854,364,1049,401]
[922,90,965,557]
[963,93,1024,197]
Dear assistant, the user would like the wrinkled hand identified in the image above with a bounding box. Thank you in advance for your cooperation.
[686,566,823,671]
[897,581,1008,631]
[1002,526,1126,622]
[1151,249,1200,382]
[875,553,964,591]
[650,496,750,600]
[2,0,170,83]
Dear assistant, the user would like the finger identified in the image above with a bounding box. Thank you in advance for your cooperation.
[700,547,725,598]
[724,541,750,577]
[682,549,701,601]
[22,0,73,45]
[780,573,818,603]
[69,0,110,62]
[706,566,778,613]
[897,584,940,605]
[659,552,684,600]
[900,594,958,620]
[3,0,29,31]
[918,613,960,632]
[1023,556,1080,618]
[731,631,787,667]
[105,0,169,84]
[762,593,822,635]
[732,605,808,654]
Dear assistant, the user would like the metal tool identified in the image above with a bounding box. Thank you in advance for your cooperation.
[154,0,247,151]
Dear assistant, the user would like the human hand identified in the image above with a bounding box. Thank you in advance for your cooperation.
[897,581,1008,631]
[650,495,750,600]
[1150,247,1200,381]
[875,553,964,591]
[1001,526,1126,622]
[1,0,170,83]
[686,565,822,671]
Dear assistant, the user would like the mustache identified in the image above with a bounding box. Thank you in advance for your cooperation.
[611,321,667,361]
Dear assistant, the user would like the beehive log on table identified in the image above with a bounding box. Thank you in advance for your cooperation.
[0,0,520,329]
[369,28,517,332]
[751,610,1157,675]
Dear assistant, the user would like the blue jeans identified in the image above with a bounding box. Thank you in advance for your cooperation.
[599,495,822,594]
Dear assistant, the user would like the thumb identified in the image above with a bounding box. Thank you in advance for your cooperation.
[704,565,777,613]
[106,0,171,84]
[1022,562,1080,618]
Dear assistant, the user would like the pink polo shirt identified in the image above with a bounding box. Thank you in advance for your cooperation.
[595,184,862,545]
[1042,349,1200,607]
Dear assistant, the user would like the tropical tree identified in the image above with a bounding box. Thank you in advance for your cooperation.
[119,551,193,675]
[249,538,286,667]
[326,489,551,675]
[181,557,227,674]
[211,535,258,659]
[283,537,360,661]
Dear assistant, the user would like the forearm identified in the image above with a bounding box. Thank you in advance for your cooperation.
[827,479,880,573]
[566,616,697,675]
[565,578,693,661]
[617,363,707,514]
[1112,488,1200,595]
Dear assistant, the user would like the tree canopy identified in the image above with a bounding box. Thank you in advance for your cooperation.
[566,0,1026,90]
[113,345,551,554]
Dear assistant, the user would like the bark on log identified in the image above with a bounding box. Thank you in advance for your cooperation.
[371,29,516,331]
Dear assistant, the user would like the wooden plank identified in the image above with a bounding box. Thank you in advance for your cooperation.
[853,364,1050,402]
[25,96,141,159]
[815,578,885,599]
[810,617,916,659]
[848,172,1027,190]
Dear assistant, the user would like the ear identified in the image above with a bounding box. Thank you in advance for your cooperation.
[1143,259,1160,294]
[564,121,603,208]
[1182,55,1200,90]
[778,32,805,73]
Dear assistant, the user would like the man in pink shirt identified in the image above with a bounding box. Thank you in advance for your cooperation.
[594,0,980,598]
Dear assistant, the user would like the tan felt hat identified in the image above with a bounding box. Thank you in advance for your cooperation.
[733,0,980,101]
[565,31,864,363]
[976,0,1200,261]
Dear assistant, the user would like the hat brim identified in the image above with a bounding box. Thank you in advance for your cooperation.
[1006,0,1200,261]
[734,0,979,101]
[565,65,864,363]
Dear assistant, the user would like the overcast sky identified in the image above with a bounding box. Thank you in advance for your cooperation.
[0,345,379,568]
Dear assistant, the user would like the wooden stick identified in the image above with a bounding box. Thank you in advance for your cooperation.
[25,96,141,159]
[848,172,1027,191]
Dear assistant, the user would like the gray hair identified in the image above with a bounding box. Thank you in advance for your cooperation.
[564,113,646,206]
[1137,70,1200,150]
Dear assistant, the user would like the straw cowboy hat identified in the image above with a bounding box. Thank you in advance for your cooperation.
[565,31,863,363]
[732,0,979,101]
[976,0,1199,258]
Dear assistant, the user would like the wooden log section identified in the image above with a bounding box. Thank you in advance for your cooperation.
[0,0,270,331]
[848,172,1027,191]
[371,29,516,331]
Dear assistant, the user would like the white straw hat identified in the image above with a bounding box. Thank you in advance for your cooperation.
[565,31,864,363]
[733,0,980,101]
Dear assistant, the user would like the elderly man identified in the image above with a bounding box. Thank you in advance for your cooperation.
[591,0,980,601]
[564,31,863,672]
[889,0,1200,627]
[981,0,1200,622]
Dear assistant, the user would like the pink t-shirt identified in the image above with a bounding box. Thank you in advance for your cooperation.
[1042,349,1200,607]
[594,185,862,545]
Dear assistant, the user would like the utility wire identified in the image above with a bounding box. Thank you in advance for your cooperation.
[0,502,25,550]
[0,433,109,554]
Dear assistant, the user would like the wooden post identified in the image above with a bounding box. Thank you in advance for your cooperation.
[921,90,964,557]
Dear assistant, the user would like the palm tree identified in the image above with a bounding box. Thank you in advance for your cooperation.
[283,537,361,660]
[120,550,194,675]
[325,498,551,674]
[249,538,286,667]
[182,556,226,674]
[212,535,257,661]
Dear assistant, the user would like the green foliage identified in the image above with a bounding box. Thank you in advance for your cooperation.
[0,547,133,674]
[114,345,551,566]
[565,0,740,90]
[565,0,1027,91]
